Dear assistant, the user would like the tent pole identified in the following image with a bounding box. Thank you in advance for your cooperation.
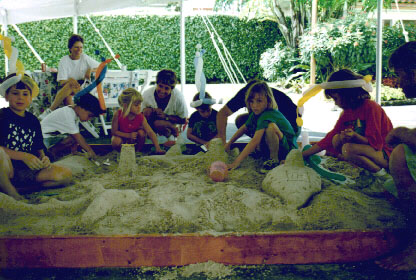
[73,0,78,34]
[86,15,122,69]
[375,0,383,104]
[73,16,78,34]
[310,0,317,85]
[11,24,45,65]
[180,0,186,96]
[1,9,8,75]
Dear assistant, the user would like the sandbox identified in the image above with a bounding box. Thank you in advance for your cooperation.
[0,140,407,268]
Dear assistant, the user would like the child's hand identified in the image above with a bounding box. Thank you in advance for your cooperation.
[224,142,231,152]
[340,129,354,142]
[155,109,166,119]
[155,149,166,155]
[227,162,239,171]
[9,190,23,201]
[130,132,138,140]
[85,69,92,80]
[40,156,51,169]
[87,150,97,160]
[66,78,81,92]
[23,153,44,170]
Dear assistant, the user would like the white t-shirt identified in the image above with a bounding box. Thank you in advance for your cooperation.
[57,53,99,82]
[142,86,188,119]
[41,106,80,138]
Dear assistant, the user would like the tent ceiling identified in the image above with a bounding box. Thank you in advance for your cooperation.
[0,0,178,25]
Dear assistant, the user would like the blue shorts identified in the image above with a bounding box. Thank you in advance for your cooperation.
[44,134,69,149]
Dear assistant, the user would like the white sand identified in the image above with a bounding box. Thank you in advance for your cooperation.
[0,140,406,235]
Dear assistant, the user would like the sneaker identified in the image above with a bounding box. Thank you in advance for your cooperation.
[373,168,392,181]
[260,159,280,174]
[38,108,51,121]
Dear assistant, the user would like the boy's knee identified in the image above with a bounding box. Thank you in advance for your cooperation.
[266,123,282,140]
[341,143,356,158]
[389,144,407,171]
[111,136,122,147]
[138,130,146,138]
[0,147,13,176]
[55,166,73,184]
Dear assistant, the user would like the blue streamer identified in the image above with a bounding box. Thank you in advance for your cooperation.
[74,65,108,100]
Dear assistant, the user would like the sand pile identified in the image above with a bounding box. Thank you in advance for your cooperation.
[0,140,407,235]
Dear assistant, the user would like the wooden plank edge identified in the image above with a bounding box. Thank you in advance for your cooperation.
[0,229,404,268]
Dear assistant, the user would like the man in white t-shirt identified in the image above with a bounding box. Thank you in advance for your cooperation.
[142,69,188,138]
[40,34,99,119]
[41,93,105,161]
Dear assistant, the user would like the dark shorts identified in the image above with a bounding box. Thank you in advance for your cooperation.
[257,134,292,161]
[10,160,41,187]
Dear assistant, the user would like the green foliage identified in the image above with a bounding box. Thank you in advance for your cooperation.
[0,15,282,83]
[298,12,416,83]
[259,41,298,82]
[299,12,377,82]
[380,84,405,101]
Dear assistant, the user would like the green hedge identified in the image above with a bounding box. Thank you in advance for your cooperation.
[0,15,282,83]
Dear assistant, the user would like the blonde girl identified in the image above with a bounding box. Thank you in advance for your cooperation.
[225,81,298,172]
[111,88,165,154]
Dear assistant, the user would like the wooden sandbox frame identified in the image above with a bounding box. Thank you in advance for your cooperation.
[0,144,405,268]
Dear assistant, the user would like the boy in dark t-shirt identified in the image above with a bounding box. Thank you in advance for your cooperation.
[187,92,218,148]
[217,79,300,144]
[0,73,72,200]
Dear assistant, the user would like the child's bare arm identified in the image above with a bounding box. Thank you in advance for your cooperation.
[186,127,207,145]
[225,124,247,151]
[71,133,97,159]
[386,127,416,149]
[228,129,264,170]
[341,129,368,145]
[142,118,164,153]
[302,143,325,158]
[1,146,43,170]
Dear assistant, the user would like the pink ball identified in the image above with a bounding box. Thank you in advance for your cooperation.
[209,161,228,182]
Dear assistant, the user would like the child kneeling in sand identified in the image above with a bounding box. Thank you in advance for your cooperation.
[302,69,393,173]
[111,88,165,154]
[0,73,72,200]
[41,92,105,161]
[225,81,298,173]
[187,92,218,149]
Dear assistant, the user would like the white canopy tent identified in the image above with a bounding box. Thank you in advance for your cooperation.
[0,0,175,25]
[0,0,187,93]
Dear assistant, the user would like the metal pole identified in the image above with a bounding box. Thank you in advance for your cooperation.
[1,9,8,75]
[12,24,45,64]
[73,0,78,34]
[376,0,383,104]
[310,0,318,84]
[180,0,186,95]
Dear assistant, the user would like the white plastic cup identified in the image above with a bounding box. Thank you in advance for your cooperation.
[301,130,310,148]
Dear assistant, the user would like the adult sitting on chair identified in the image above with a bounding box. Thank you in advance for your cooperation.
[39,34,99,120]
[142,69,188,138]
[217,78,300,145]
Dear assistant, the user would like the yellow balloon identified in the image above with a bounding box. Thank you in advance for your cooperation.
[0,35,12,59]
[297,85,323,108]
[16,60,25,75]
